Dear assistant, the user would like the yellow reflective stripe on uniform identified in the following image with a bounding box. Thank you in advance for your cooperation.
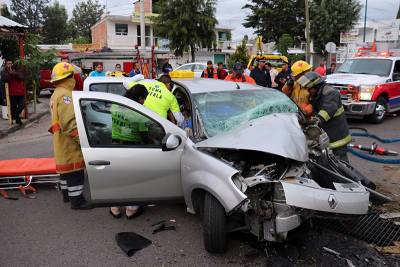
[329,135,352,149]
[318,110,330,121]
[333,105,344,118]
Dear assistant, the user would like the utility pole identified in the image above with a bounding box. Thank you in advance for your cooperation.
[140,0,146,51]
[305,0,311,63]
[363,0,368,42]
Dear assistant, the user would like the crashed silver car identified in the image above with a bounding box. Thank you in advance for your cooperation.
[74,78,377,253]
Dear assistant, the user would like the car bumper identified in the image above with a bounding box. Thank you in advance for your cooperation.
[281,179,369,215]
[342,100,376,116]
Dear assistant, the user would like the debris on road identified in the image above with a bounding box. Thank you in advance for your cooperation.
[322,246,341,257]
[152,223,176,234]
[375,241,400,254]
[380,212,400,219]
[115,232,152,257]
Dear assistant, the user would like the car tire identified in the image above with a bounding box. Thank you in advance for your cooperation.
[368,96,387,124]
[202,192,227,253]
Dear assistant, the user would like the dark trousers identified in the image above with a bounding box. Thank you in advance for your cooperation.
[10,96,25,122]
[60,170,85,207]
[333,146,349,163]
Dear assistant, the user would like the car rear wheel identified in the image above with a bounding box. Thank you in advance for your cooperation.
[368,96,387,124]
[202,192,227,253]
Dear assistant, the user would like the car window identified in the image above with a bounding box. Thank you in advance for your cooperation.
[177,64,192,71]
[393,61,400,81]
[336,59,392,77]
[193,64,205,71]
[193,89,298,137]
[89,83,126,95]
[80,99,165,148]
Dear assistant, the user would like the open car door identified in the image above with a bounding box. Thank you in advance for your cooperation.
[72,91,186,206]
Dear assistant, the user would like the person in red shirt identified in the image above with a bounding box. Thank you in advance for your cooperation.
[217,62,228,80]
[1,60,26,124]
[314,61,326,76]
[224,62,256,84]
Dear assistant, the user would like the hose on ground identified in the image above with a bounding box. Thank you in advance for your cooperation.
[348,128,400,164]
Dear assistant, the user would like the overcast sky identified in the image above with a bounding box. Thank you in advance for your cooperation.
[3,0,400,40]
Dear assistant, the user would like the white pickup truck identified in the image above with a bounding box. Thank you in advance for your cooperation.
[326,56,400,123]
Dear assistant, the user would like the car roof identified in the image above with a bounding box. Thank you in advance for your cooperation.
[351,57,399,60]
[83,76,127,90]
[173,78,264,94]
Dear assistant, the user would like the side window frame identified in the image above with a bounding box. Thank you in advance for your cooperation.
[393,60,400,81]
[79,98,166,149]
[89,83,126,95]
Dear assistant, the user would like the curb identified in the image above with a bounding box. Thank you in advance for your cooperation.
[0,110,50,139]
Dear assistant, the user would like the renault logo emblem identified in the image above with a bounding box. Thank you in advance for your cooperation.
[328,194,337,209]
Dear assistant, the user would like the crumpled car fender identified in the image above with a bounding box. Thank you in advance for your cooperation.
[181,143,247,213]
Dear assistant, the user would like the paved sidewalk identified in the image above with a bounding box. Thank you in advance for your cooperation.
[0,94,50,139]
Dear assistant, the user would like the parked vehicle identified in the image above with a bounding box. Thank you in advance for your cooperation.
[172,62,208,78]
[326,54,400,123]
[247,54,289,72]
[78,78,379,253]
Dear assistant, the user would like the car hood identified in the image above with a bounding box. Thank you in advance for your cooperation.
[196,113,308,162]
[326,73,387,86]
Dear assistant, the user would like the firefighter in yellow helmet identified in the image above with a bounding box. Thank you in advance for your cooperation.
[49,62,91,210]
[282,60,313,116]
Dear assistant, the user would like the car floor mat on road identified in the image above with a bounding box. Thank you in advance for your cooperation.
[115,232,152,257]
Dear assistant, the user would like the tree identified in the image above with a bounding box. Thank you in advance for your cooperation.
[310,0,361,55]
[42,2,69,44]
[0,4,12,19]
[70,0,104,42]
[397,4,400,19]
[227,39,249,69]
[10,0,50,32]
[275,34,294,56]
[243,0,305,43]
[153,0,218,62]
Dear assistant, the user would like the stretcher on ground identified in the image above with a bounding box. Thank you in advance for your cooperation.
[0,158,59,197]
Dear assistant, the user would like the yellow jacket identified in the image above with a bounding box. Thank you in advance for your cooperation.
[282,81,313,115]
[49,78,84,174]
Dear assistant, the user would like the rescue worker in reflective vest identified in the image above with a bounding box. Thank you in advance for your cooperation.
[49,62,91,209]
[282,60,313,116]
[298,71,351,162]
[110,84,148,219]
[124,74,185,128]
[225,62,256,84]
[201,60,218,79]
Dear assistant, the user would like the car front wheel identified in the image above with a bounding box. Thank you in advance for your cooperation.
[368,96,387,124]
[202,192,227,253]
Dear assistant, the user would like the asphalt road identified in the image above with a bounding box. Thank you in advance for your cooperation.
[0,98,399,266]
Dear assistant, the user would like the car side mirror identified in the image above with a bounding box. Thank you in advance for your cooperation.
[162,133,182,151]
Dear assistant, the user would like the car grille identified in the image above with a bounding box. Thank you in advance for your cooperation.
[329,84,351,101]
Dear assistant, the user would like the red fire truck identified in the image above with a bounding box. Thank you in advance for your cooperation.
[326,51,400,123]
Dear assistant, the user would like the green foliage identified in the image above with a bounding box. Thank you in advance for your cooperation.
[152,0,218,62]
[1,4,12,19]
[310,0,361,55]
[66,36,91,44]
[10,0,50,32]
[70,0,104,42]
[42,2,69,44]
[243,0,305,43]
[275,34,294,56]
[0,36,19,60]
[227,39,249,69]
[288,53,305,64]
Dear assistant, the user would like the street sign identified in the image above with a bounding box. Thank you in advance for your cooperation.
[325,42,337,53]
[340,29,359,44]
[376,27,399,42]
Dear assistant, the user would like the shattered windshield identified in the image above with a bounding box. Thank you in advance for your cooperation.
[336,59,392,76]
[194,89,298,137]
